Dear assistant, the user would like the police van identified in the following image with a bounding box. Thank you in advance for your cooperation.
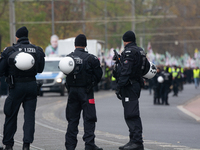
[36,57,66,96]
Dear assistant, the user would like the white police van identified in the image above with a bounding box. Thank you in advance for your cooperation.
[36,57,66,96]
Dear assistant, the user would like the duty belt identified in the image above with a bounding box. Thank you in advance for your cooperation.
[15,77,36,82]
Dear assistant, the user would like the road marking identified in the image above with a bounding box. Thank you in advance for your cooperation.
[35,100,200,150]
[177,105,200,121]
[36,121,126,146]
[36,121,155,150]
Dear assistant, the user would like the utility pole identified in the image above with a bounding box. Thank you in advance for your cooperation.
[104,0,107,50]
[131,0,135,32]
[9,0,16,45]
[82,0,86,34]
[51,0,55,35]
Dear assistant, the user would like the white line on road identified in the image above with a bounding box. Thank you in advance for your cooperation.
[177,105,200,121]
[35,121,126,146]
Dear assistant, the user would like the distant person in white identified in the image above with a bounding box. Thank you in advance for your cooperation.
[45,35,59,56]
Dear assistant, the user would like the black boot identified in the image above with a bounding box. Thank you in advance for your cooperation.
[85,145,103,150]
[22,143,30,150]
[119,141,132,150]
[4,145,13,150]
[123,142,144,150]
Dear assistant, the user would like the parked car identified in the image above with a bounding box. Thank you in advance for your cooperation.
[36,57,66,96]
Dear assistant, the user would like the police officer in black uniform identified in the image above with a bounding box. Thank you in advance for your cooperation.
[113,31,144,150]
[65,34,103,150]
[152,67,162,105]
[0,26,45,150]
[161,67,172,105]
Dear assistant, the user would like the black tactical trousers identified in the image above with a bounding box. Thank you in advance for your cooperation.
[3,81,37,146]
[161,85,170,104]
[173,79,179,96]
[120,82,143,144]
[65,87,97,150]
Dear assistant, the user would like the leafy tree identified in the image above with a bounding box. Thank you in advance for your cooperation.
[143,0,200,56]
[1,0,200,57]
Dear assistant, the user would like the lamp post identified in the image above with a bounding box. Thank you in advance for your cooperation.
[51,0,55,35]
[104,0,107,50]
[131,0,135,32]
[9,0,16,45]
[82,0,86,34]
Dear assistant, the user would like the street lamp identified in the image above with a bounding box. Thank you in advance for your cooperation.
[9,0,16,45]
[52,0,55,35]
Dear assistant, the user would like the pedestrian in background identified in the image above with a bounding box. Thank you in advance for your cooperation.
[64,34,103,150]
[45,34,59,56]
[147,78,153,95]
[192,67,200,89]
[172,65,180,96]
[113,30,145,150]
[0,26,45,150]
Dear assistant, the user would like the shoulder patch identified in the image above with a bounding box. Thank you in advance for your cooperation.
[124,60,128,64]
[125,50,131,54]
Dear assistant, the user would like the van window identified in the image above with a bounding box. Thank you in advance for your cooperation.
[43,61,60,72]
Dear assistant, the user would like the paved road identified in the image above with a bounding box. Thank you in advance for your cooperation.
[0,83,200,150]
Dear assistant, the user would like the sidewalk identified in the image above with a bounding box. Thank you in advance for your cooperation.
[178,95,200,122]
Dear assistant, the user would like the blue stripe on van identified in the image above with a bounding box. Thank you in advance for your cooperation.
[36,73,59,79]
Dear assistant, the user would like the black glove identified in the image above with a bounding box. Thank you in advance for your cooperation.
[115,86,122,100]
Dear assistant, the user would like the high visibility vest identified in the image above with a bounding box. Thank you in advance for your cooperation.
[172,71,178,78]
[164,66,172,73]
[105,67,111,78]
[176,68,181,78]
[111,76,116,81]
[172,68,180,78]
[181,67,184,73]
[168,67,172,73]
[193,69,200,78]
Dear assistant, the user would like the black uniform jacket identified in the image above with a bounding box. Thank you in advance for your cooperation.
[72,48,103,85]
[117,42,142,87]
[0,37,45,77]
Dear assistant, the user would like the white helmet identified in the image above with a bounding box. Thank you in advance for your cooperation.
[143,61,157,79]
[14,52,35,70]
[58,56,75,74]
[157,76,164,83]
